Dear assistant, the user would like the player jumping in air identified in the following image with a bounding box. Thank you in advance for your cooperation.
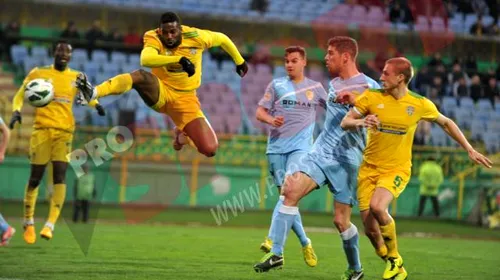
[339,57,492,280]
[254,37,379,280]
[256,46,327,267]
[9,41,104,244]
[76,12,248,157]
[0,115,16,246]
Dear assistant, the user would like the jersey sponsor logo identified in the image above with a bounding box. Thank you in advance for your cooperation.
[378,123,407,135]
[165,50,172,55]
[190,48,197,55]
[406,106,415,116]
[377,103,385,109]
[281,99,312,107]
[53,97,71,104]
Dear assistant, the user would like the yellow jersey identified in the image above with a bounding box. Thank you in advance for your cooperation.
[143,25,241,92]
[354,89,439,170]
[13,65,80,133]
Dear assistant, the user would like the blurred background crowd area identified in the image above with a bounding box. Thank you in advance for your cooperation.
[0,0,499,153]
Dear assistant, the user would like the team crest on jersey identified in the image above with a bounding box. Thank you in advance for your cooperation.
[263,92,271,101]
[190,48,197,55]
[165,50,172,55]
[305,90,314,101]
[406,106,415,116]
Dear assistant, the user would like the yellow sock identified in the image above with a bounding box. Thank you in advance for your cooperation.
[96,74,133,98]
[47,184,66,225]
[380,219,399,258]
[376,244,388,260]
[24,185,39,222]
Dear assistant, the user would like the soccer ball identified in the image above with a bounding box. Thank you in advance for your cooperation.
[25,79,54,107]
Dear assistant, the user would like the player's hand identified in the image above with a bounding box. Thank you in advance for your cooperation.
[271,116,284,127]
[179,57,195,77]
[467,148,493,168]
[9,111,22,129]
[95,104,106,116]
[362,114,379,129]
[236,61,248,77]
[335,91,356,105]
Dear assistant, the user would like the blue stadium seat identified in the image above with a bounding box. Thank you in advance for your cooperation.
[91,50,108,64]
[477,99,494,112]
[23,59,39,75]
[454,108,472,130]
[31,46,49,64]
[128,54,140,65]
[101,63,120,77]
[83,61,100,83]
[483,132,500,154]
[10,45,28,66]
[470,119,486,141]
[71,49,88,69]
[430,125,448,146]
[110,51,127,67]
[442,96,458,117]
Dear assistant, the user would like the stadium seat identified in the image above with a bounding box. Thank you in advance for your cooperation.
[111,51,128,67]
[91,50,108,64]
[459,97,475,112]
[470,119,486,141]
[23,59,39,75]
[83,61,100,83]
[454,108,472,130]
[477,99,494,112]
[128,54,140,65]
[430,125,447,146]
[10,45,28,66]
[442,96,457,117]
[483,132,500,154]
[71,49,88,69]
[31,46,49,64]
[101,63,120,77]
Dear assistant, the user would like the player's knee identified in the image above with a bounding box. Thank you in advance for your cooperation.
[365,229,379,241]
[53,173,66,184]
[333,214,350,232]
[369,202,386,218]
[131,69,151,85]
[199,142,218,157]
[282,179,300,204]
[28,178,42,188]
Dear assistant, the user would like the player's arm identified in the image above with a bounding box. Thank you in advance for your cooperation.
[341,91,379,131]
[202,30,247,77]
[433,114,492,168]
[9,69,38,129]
[140,47,195,77]
[256,82,283,127]
[0,117,10,163]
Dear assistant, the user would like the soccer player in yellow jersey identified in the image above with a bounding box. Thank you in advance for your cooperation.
[339,57,492,280]
[76,12,248,157]
[9,41,104,244]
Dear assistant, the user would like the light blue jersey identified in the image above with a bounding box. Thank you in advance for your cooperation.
[311,73,380,166]
[258,76,327,154]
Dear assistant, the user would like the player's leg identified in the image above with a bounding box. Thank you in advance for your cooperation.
[326,161,363,280]
[76,69,159,105]
[285,151,316,267]
[254,171,318,272]
[82,200,90,223]
[371,170,410,280]
[40,160,68,240]
[0,213,15,246]
[254,154,323,272]
[260,154,286,253]
[23,164,46,244]
[360,210,387,259]
[23,129,51,244]
[181,118,218,157]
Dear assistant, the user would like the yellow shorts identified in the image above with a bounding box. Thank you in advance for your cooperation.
[30,128,73,165]
[152,78,206,130]
[357,162,411,211]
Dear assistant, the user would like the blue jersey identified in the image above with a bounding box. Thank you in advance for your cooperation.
[258,76,327,154]
[311,73,380,166]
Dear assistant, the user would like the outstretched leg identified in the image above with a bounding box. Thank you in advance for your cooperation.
[182,118,218,157]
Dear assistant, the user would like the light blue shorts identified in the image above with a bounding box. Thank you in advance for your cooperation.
[267,150,307,187]
[295,152,360,206]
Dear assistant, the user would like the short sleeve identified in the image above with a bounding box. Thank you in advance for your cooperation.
[421,98,440,121]
[258,82,275,109]
[354,89,373,116]
[143,30,162,51]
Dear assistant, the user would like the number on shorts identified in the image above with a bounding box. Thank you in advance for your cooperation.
[393,175,403,187]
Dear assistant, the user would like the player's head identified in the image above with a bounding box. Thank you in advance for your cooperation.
[284,46,306,79]
[53,40,72,69]
[159,12,182,49]
[381,57,414,91]
[324,36,358,75]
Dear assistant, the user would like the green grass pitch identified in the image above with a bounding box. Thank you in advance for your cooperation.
[0,202,499,279]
